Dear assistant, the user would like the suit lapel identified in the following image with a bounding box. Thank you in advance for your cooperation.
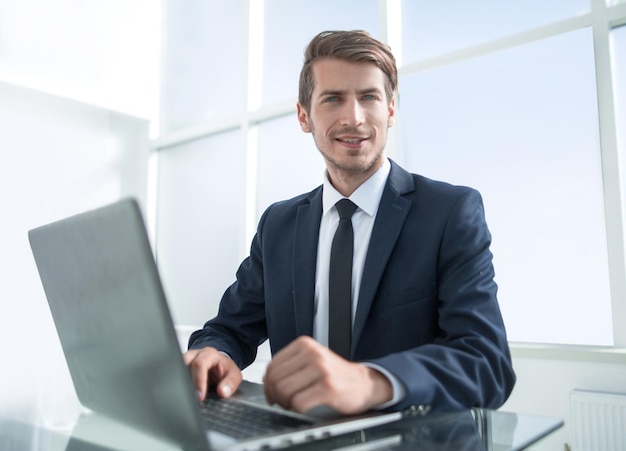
[352,162,414,353]
[292,188,323,337]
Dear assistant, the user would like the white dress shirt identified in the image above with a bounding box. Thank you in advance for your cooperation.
[312,158,406,408]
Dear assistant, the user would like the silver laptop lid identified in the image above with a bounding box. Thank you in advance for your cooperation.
[29,198,209,450]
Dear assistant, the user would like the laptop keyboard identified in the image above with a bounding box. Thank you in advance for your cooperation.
[200,397,314,439]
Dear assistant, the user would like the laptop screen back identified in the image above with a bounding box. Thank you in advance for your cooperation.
[28,199,208,450]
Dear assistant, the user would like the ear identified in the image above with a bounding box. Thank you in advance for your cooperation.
[297,103,312,133]
[387,97,395,127]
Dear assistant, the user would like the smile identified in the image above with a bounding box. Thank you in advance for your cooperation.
[337,137,367,144]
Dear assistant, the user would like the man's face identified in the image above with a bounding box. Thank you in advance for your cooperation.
[297,58,395,180]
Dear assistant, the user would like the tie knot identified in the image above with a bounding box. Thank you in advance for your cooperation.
[335,199,357,220]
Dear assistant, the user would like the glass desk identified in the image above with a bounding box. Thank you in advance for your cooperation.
[0,405,562,451]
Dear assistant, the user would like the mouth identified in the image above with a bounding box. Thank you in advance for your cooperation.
[336,136,368,146]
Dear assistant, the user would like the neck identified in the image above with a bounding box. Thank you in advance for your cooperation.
[326,159,385,197]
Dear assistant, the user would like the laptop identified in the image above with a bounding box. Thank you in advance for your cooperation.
[28,198,403,450]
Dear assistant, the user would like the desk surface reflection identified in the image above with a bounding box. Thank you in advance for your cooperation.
[1,406,562,451]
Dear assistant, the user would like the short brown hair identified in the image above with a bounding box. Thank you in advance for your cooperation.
[298,30,398,112]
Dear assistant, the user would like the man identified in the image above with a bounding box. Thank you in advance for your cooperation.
[184,30,515,415]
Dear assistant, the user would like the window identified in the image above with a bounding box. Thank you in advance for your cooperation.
[160,1,247,132]
[262,0,380,106]
[399,29,611,345]
[256,115,325,218]
[155,131,245,324]
[401,0,590,63]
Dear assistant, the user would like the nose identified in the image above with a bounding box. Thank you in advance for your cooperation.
[339,98,365,127]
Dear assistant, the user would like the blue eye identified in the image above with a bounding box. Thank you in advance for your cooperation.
[325,96,338,103]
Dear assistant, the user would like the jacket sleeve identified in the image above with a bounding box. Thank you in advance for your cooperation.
[367,189,516,412]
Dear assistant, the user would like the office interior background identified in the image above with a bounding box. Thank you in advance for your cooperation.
[1,0,626,449]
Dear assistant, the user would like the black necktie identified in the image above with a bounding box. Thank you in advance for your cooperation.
[329,198,357,359]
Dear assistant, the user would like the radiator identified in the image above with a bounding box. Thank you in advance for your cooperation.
[570,390,626,451]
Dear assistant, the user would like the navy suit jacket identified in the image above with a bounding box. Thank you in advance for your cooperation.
[189,160,516,412]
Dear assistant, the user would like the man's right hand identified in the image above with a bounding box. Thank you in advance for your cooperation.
[183,347,243,401]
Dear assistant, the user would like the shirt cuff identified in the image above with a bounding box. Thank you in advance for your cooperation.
[361,362,407,410]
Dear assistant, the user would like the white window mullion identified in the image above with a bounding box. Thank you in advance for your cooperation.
[244,0,264,253]
[592,0,626,346]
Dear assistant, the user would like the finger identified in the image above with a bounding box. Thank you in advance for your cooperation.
[265,348,326,409]
[263,344,308,405]
[192,357,212,400]
[183,350,207,400]
[182,349,199,366]
[289,380,332,413]
[265,336,318,384]
[269,336,316,367]
[216,359,243,398]
[273,364,321,410]
[263,370,275,405]
[186,348,221,400]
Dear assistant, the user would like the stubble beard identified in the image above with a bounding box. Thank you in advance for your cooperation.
[321,149,383,176]
[312,126,388,176]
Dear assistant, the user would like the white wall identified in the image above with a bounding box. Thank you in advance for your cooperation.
[0,81,150,423]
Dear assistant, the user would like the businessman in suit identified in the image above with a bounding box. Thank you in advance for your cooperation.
[184,30,515,415]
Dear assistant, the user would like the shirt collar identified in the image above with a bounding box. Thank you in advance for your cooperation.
[322,157,391,217]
